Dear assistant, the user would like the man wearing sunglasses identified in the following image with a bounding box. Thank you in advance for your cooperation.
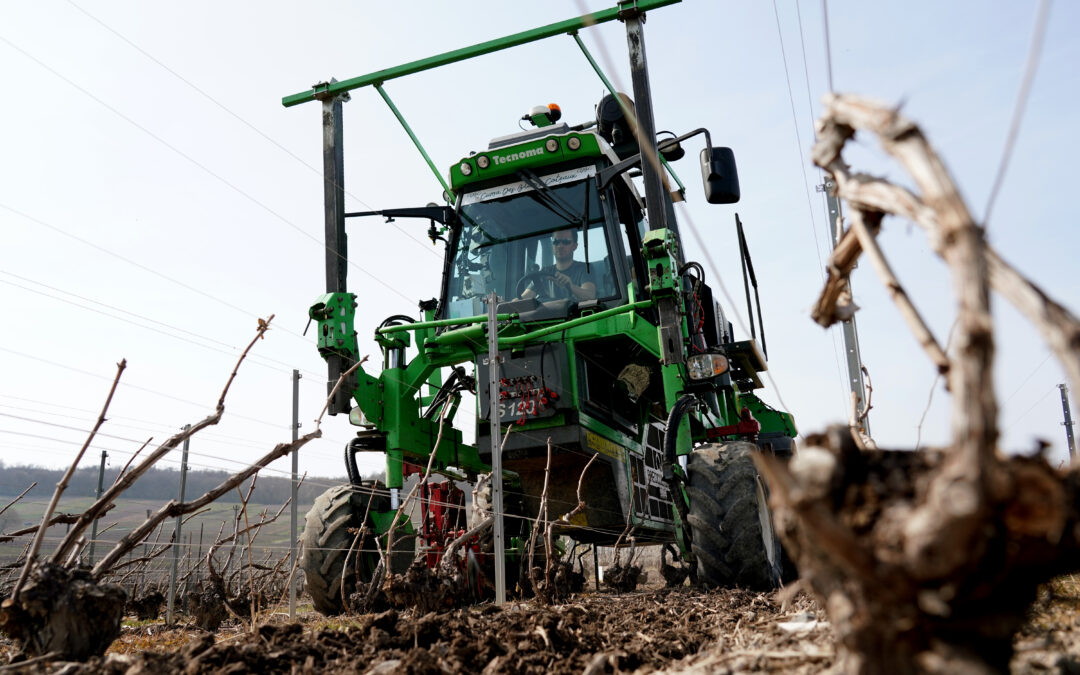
[520,228,597,303]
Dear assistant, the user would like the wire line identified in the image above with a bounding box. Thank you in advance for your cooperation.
[983,0,1052,229]
[0,33,412,305]
[63,0,442,259]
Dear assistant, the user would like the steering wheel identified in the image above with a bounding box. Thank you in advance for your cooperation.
[515,271,555,301]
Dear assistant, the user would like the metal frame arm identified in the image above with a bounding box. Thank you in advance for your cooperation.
[282,0,681,108]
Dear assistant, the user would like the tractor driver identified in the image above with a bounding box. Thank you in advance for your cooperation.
[520,228,597,303]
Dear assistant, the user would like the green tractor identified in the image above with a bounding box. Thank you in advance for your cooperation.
[286,0,796,615]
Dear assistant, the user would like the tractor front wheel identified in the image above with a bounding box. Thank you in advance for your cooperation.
[686,442,782,590]
[301,481,386,615]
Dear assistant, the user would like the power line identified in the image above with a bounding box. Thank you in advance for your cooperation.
[0,395,316,451]
[821,0,835,92]
[1,271,239,351]
[793,0,851,413]
[769,0,849,419]
[983,0,1052,229]
[1002,352,1053,408]
[0,201,306,338]
[0,272,325,381]
[0,33,413,305]
[0,276,317,381]
[771,0,829,281]
[64,0,443,260]
[0,345,285,431]
[1005,385,1057,433]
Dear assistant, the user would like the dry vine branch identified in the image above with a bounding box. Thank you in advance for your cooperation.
[273,539,305,611]
[438,517,494,576]
[111,438,152,487]
[819,95,999,576]
[848,366,877,450]
[759,93,1080,674]
[94,433,318,579]
[50,317,274,568]
[814,94,1080,396]
[0,482,37,521]
[848,208,950,376]
[525,438,554,598]
[0,506,116,544]
[557,452,599,525]
[8,359,126,603]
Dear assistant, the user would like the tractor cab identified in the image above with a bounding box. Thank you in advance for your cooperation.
[442,102,649,325]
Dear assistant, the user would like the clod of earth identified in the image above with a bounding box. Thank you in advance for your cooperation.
[127,591,165,621]
[524,560,585,603]
[602,562,642,593]
[186,584,228,632]
[0,562,126,660]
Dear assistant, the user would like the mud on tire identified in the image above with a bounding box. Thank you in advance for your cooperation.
[686,442,782,590]
[301,481,386,615]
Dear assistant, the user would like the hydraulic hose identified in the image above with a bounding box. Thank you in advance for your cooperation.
[345,441,362,486]
[663,394,699,468]
[663,393,698,568]
[379,314,416,329]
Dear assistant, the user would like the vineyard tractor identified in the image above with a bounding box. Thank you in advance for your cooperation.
[285,0,797,614]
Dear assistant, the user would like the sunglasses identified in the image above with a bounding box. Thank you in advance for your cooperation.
[551,238,574,246]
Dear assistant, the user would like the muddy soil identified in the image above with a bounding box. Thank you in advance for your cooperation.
[2,582,1078,673]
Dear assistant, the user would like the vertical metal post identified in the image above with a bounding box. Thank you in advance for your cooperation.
[1059,384,1076,459]
[197,522,204,582]
[166,426,190,625]
[486,292,506,605]
[321,87,353,415]
[231,504,240,578]
[622,5,685,367]
[593,545,601,591]
[183,531,192,596]
[290,368,301,620]
[141,509,150,593]
[88,449,107,565]
[621,6,669,234]
[821,177,871,436]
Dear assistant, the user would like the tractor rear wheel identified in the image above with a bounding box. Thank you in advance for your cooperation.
[301,481,386,615]
[686,442,782,590]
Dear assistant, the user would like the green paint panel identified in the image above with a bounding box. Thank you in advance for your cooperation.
[450,133,603,190]
[310,293,358,359]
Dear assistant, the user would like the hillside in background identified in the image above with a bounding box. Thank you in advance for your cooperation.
[0,461,370,505]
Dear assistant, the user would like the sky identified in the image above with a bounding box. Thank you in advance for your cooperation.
[1,0,1077,496]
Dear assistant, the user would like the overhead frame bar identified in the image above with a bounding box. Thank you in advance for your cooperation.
[282,0,681,108]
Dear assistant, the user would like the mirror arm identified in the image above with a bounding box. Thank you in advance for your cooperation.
[344,205,458,225]
[597,127,711,192]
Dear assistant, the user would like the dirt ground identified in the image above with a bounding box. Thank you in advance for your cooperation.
[2,578,1078,673]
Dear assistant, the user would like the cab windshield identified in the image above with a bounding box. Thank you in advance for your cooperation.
[445,167,618,319]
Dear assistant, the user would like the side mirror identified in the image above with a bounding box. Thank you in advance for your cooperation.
[700,147,740,204]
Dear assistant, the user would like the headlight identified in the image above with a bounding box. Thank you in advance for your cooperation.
[545,138,559,152]
[687,353,729,380]
[459,162,473,176]
[476,155,490,169]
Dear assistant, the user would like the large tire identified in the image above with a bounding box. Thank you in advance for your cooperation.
[686,442,782,590]
[301,482,385,615]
